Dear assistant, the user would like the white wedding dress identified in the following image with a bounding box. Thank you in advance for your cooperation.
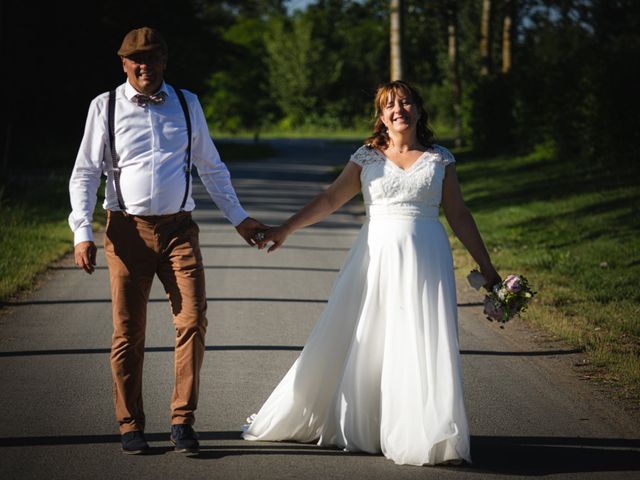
[242,144,470,466]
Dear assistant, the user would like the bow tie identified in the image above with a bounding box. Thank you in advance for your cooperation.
[132,91,167,107]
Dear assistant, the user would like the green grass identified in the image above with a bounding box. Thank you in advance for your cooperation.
[0,139,278,302]
[448,143,640,403]
[212,128,371,141]
[0,171,102,301]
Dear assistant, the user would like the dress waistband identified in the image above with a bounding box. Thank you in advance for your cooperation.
[366,205,439,219]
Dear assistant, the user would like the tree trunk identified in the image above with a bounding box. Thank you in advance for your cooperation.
[502,0,513,74]
[480,0,492,76]
[390,0,404,80]
[447,1,463,147]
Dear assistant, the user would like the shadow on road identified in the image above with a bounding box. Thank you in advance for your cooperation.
[0,431,637,476]
[0,345,585,358]
[471,435,640,475]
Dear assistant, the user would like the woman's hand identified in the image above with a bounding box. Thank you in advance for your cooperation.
[255,225,292,253]
[236,217,269,247]
[481,265,501,290]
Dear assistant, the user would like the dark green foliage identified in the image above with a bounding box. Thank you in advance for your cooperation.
[469,74,515,154]
[1,0,638,169]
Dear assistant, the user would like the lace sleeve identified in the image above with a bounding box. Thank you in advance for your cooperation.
[349,145,377,166]
[434,145,456,166]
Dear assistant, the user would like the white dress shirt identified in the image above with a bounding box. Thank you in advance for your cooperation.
[68,81,248,245]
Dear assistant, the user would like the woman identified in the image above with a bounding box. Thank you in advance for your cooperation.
[243,80,500,466]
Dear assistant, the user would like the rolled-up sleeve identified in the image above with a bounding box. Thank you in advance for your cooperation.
[68,97,106,245]
[189,97,248,226]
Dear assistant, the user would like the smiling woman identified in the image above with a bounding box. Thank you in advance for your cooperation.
[242,80,500,466]
[365,80,435,161]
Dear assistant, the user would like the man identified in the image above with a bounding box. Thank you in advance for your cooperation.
[68,27,265,455]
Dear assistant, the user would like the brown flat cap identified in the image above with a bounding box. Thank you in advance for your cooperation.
[117,27,168,57]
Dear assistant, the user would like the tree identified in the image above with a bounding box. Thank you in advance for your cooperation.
[390,0,404,80]
[447,1,463,147]
[263,15,319,125]
[480,0,492,76]
[501,0,514,74]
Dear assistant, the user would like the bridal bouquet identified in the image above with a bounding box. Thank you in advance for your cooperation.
[467,270,536,323]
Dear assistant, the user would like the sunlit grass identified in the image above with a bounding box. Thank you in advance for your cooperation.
[0,171,105,302]
[212,128,371,141]
[448,143,640,402]
[0,138,285,302]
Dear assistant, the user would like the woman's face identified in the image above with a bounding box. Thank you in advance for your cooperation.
[380,90,420,135]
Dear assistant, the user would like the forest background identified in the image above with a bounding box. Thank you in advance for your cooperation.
[0,0,638,403]
[2,0,639,159]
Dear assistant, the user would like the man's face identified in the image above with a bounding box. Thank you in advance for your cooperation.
[121,51,167,95]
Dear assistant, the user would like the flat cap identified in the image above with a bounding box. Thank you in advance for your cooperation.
[117,27,168,57]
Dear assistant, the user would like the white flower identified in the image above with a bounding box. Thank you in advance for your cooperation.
[497,288,507,301]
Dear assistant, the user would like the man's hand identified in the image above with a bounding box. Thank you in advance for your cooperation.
[74,241,97,274]
[235,217,269,247]
[255,225,292,253]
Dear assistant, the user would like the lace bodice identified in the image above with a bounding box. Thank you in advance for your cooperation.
[349,144,455,218]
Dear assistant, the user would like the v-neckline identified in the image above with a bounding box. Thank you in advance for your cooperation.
[377,149,429,173]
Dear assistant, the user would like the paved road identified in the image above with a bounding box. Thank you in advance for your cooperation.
[1,139,638,479]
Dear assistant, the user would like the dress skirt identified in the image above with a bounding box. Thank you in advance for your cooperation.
[243,214,471,466]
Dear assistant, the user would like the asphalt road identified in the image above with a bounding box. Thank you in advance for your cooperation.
[1,139,638,480]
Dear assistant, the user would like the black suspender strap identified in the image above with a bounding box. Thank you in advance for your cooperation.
[175,88,192,212]
[108,90,127,212]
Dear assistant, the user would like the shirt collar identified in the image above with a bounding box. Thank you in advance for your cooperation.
[124,80,168,101]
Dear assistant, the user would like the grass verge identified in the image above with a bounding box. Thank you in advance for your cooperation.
[0,171,94,301]
[0,139,280,303]
[448,143,640,404]
[212,128,371,141]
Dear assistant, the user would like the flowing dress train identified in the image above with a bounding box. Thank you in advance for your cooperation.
[242,145,470,466]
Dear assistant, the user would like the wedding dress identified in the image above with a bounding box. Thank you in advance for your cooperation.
[242,144,470,466]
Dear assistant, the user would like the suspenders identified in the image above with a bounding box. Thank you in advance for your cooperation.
[107,88,192,213]
[175,88,192,212]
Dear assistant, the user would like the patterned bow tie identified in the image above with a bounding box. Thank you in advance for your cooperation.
[132,91,167,107]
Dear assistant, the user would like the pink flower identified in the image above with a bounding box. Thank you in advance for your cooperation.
[504,275,522,293]
[484,296,506,322]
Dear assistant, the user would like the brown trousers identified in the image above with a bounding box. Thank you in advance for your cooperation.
[104,210,208,434]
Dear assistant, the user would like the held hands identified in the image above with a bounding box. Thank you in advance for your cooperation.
[253,225,291,253]
[74,241,97,274]
[235,217,269,247]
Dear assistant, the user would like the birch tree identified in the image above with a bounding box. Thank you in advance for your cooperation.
[480,0,492,76]
[390,0,404,80]
[447,1,463,147]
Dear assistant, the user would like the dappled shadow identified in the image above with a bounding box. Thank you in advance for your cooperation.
[0,430,241,447]
[456,150,638,216]
[49,265,341,273]
[470,435,640,476]
[197,244,351,251]
[193,445,353,460]
[2,296,328,307]
[460,348,583,357]
[0,344,304,358]
[1,346,581,359]
[1,429,637,475]
[506,195,638,248]
[9,430,631,474]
